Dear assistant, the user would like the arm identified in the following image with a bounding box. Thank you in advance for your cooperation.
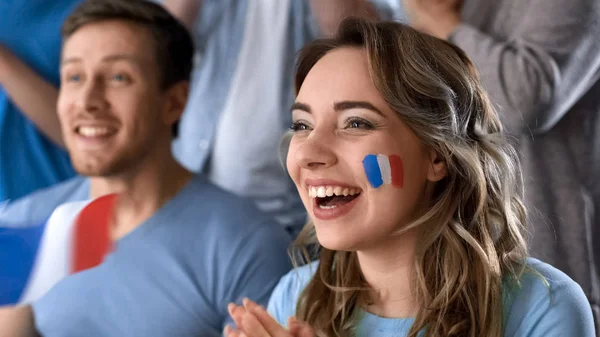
[162,0,203,32]
[0,306,39,337]
[0,46,63,146]
[449,0,600,134]
[309,0,379,37]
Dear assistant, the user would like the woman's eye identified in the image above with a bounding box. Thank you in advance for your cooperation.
[346,118,374,130]
[290,121,311,132]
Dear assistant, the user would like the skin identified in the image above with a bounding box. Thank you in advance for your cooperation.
[403,0,463,40]
[225,48,447,336]
[0,44,63,146]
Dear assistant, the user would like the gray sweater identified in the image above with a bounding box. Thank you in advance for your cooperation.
[450,0,600,329]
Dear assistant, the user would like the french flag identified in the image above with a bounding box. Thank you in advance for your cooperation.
[362,154,404,189]
[0,194,116,305]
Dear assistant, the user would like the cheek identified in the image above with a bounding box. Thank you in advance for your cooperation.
[286,142,300,184]
[362,154,405,189]
[56,95,75,128]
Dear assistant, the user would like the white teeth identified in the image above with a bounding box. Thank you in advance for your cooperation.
[319,205,337,209]
[333,186,342,196]
[78,126,111,137]
[325,186,334,197]
[317,187,326,198]
[308,185,361,199]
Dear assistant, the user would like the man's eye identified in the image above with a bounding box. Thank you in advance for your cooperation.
[66,74,81,82]
[112,74,129,82]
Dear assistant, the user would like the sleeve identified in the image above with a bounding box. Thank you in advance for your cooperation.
[217,225,293,330]
[505,272,596,336]
[449,0,600,134]
[267,272,296,327]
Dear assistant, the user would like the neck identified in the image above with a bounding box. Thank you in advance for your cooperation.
[89,144,194,240]
[357,228,420,318]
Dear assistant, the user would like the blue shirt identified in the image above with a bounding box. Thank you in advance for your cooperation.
[19,175,291,336]
[0,1,79,200]
[268,258,596,336]
[0,176,89,228]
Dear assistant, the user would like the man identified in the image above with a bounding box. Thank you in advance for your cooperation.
[0,1,80,200]
[0,0,292,335]
[403,0,600,332]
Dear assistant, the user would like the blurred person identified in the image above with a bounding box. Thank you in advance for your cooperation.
[165,0,402,237]
[0,1,81,201]
[403,0,600,330]
[0,0,292,336]
[226,18,595,337]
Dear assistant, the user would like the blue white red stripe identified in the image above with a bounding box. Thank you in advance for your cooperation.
[362,154,404,188]
[0,195,116,305]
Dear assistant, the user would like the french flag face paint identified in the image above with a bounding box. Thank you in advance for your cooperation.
[362,154,404,189]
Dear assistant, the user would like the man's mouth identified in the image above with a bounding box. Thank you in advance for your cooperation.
[75,126,117,138]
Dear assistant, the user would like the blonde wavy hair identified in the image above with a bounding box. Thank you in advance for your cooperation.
[291,18,530,337]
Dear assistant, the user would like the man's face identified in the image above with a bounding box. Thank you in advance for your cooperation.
[58,20,170,177]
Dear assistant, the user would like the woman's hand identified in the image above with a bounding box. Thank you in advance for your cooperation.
[224,298,314,337]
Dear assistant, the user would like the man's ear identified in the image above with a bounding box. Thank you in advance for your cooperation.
[427,149,447,182]
[162,81,189,127]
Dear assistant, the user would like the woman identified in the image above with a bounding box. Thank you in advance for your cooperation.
[225,18,595,337]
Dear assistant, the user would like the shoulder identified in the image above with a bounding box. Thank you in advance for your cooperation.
[267,262,318,326]
[0,176,89,226]
[503,258,595,336]
[173,175,292,268]
[181,175,285,233]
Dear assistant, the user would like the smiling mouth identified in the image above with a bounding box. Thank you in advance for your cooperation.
[75,126,117,137]
[309,185,361,209]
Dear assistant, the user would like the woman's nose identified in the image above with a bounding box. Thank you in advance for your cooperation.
[294,133,337,170]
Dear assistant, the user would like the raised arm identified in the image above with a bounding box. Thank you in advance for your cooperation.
[162,0,203,31]
[406,0,600,134]
[0,46,63,146]
[309,0,379,37]
[0,306,39,337]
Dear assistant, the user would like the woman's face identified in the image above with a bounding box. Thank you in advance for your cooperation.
[287,47,446,252]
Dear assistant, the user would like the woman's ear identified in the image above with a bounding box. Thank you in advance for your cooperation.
[162,81,189,127]
[427,149,447,182]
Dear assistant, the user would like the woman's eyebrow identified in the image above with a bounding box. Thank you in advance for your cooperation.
[291,102,311,113]
[334,100,384,117]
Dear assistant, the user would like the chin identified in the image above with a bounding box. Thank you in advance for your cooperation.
[72,161,120,177]
[315,227,362,252]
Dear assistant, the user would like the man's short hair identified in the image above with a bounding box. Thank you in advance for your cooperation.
[62,0,195,137]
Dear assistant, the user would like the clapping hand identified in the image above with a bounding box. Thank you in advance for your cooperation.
[224,298,314,337]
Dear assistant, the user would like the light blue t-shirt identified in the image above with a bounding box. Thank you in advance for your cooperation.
[0,1,79,200]
[268,258,596,336]
[31,175,293,337]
